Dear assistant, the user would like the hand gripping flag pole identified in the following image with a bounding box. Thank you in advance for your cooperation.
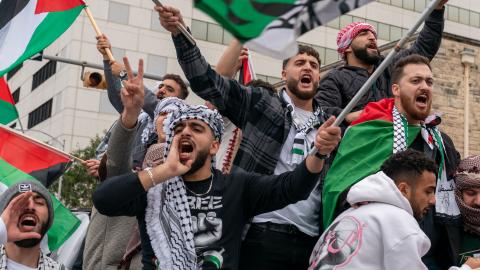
[310,0,444,156]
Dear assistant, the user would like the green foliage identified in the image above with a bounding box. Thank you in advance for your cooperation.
[49,136,102,209]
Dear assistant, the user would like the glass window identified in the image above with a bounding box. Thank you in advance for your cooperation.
[459,8,470,25]
[147,54,167,76]
[339,15,353,28]
[377,23,390,40]
[111,47,125,61]
[390,25,402,41]
[191,19,208,40]
[378,0,390,4]
[470,12,480,27]
[448,6,459,22]
[366,20,378,33]
[108,2,129,25]
[414,0,426,12]
[325,49,339,65]
[403,0,414,10]
[327,17,340,29]
[267,76,281,84]
[207,23,223,43]
[391,0,402,8]
[352,16,365,23]
[316,47,326,66]
[223,30,234,45]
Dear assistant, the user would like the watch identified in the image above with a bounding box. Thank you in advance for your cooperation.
[314,152,330,160]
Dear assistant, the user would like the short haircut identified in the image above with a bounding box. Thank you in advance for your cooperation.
[381,149,438,186]
[246,79,277,92]
[391,54,431,84]
[163,73,189,100]
[282,45,321,69]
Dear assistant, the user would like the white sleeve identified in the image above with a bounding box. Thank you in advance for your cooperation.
[384,233,429,270]
[448,264,472,270]
[0,218,7,245]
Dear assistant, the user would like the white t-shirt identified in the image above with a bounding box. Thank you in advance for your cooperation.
[7,259,37,270]
[253,105,321,236]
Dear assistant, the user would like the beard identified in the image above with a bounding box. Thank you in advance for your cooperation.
[184,148,210,176]
[286,78,318,100]
[352,45,380,65]
[400,93,431,121]
[14,221,48,248]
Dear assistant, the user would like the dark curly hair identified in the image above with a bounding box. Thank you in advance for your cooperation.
[163,73,189,99]
[381,149,437,185]
[391,54,431,84]
[282,44,321,69]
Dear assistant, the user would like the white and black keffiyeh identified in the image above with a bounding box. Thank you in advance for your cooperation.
[141,97,186,145]
[392,106,460,222]
[145,104,224,270]
[0,245,62,270]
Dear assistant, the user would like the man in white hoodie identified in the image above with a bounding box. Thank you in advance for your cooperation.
[309,149,476,270]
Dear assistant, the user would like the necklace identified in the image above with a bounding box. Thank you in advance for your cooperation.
[185,175,213,196]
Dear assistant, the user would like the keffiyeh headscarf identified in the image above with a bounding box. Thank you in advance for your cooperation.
[392,107,461,223]
[336,22,377,58]
[145,104,224,270]
[141,97,186,145]
[454,156,480,235]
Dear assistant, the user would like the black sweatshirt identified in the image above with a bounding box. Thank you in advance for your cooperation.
[93,160,320,270]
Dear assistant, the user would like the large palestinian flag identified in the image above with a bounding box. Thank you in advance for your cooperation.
[0,0,85,77]
[322,99,421,226]
[195,0,373,59]
[0,77,18,125]
[0,124,79,252]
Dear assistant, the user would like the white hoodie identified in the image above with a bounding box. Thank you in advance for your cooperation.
[309,171,431,270]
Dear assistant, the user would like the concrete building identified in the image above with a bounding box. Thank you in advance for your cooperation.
[4,0,480,155]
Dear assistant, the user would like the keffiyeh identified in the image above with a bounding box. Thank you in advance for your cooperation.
[145,104,224,270]
[336,22,377,57]
[455,156,480,235]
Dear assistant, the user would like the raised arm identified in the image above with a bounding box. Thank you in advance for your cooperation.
[155,5,262,129]
[243,117,342,216]
[215,38,248,79]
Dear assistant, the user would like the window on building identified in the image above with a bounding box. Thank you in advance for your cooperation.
[223,30,234,45]
[147,54,167,76]
[447,6,459,22]
[207,23,223,43]
[108,2,129,25]
[6,63,23,81]
[471,12,480,27]
[9,123,16,129]
[459,8,470,25]
[151,10,167,32]
[390,26,402,41]
[403,0,414,10]
[191,19,208,40]
[28,99,52,129]
[377,23,390,40]
[327,17,340,29]
[339,15,353,29]
[31,61,56,91]
[11,88,20,104]
[325,49,340,65]
[111,47,126,61]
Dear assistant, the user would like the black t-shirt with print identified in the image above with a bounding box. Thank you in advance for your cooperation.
[93,160,320,270]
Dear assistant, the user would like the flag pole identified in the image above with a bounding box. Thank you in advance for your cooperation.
[310,0,443,155]
[16,118,25,133]
[0,124,85,163]
[82,5,116,62]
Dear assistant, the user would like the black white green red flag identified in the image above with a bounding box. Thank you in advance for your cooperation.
[0,77,18,125]
[194,0,373,59]
[0,0,85,77]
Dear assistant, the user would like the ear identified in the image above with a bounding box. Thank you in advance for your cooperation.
[281,69,287,81]
[209,140,220,156]
[345,45,352,54]
[391,83,400,98]
[397,182,411,199]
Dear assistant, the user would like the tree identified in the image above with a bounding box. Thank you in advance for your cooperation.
[49,136,102,209]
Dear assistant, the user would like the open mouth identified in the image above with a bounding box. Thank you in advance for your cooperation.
[367,43,377,50]
[415,94,429,108]
[179,140,194,162]
[300,74,312,86]
[19,214,38,231]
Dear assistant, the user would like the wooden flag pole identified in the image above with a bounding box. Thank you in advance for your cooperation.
[0,124,85,163]
[83,6,115,62]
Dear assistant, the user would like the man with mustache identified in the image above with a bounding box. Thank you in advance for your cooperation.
[322,54,461,269]
[155,5,334,269]
[0,181,63,269]
[316,0,448,124]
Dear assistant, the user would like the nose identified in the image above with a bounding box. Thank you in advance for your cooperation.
[26,197,35,210]
[367,31,376,41]
[474,194,480,207]
[429,194,436,206]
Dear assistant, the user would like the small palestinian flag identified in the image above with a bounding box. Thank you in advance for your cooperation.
[0,0,85,77]
[195,0,373,59]
[0,77,18,125]
[0,124,79,252]
[238,51,256,85]
[322,99,421,227]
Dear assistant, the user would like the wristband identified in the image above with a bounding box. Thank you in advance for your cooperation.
[144,167,156,187]
[315,152,330,160]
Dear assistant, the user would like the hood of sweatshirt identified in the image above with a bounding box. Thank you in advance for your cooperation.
[347,171,413,216]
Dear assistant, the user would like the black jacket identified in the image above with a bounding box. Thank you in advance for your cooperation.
[315,8,445,117]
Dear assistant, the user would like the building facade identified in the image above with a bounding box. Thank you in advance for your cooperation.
[4,0,480,156]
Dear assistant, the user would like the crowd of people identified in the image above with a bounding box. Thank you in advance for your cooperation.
[2,0,480,269]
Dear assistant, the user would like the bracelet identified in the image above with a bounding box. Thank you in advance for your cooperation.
[144,167,156,187]
[315,152,330,160]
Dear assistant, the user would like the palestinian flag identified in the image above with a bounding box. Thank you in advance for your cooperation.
[195,0,373,59]
[0,124,79,252]
[0,0,85,77]
[322,99,421,226]
[0,77,18,125]
[238,50,256,85]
